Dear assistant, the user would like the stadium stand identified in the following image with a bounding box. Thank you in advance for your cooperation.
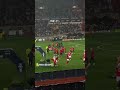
[35,0,85,37]
[85,0,120,32]
[0,0,34,26]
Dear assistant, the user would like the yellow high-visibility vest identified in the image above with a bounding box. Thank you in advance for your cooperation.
[26,48,31,56]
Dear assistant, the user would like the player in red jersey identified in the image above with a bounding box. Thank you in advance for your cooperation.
[53,48,58,55]
[62,47,66,53]
[61,46,66,53]
[66,52,72,64]
[60,48,63,56]
[51,55,59,66]
[83,50,86,62]
[90,48,95,66]
[116,65,120,89]
[116,56,120,89]
[83,50,86,65]
[56,48,59,55]
[83,50,89,68]
[70,47,74,53]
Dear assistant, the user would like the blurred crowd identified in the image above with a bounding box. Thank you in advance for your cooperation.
[0,8,34,26]
[35,1,84,38]
[35,19,84,38]
[0,0,34,26]
[35,20,52,37]
[85,0,120,31]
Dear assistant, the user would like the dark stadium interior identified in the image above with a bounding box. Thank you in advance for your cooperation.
[0,0,120,89]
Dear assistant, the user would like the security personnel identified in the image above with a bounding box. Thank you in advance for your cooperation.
[28,51,34,66]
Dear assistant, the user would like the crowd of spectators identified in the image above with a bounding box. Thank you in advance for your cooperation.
[85,0,120,31]
[35,7,84,38]
[86,16,120,32]
[59,24,82,34]
[35,20,52,37]
[35,19,84,38]
[35,0,85,38]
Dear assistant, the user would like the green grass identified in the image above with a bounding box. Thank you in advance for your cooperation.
[35,40,85,73]
[0,37,34,89]
[86,32,120,90]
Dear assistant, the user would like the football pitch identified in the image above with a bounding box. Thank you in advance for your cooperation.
[35,40,85,73]
[86,32,120,90]
[1,32,119,89]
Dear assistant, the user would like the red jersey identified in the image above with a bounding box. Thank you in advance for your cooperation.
[83,52,85,61]
[62,47,64,53]
[51,56,58,65]
[91,49,94,58]
[67,52,72,59]
[63,47,66,53]
[48,45,51,48]
[60,49,63,54]
[83,50,87,61]
[116,68,120,76]
[55,48,59,54]
[70,47,74,52]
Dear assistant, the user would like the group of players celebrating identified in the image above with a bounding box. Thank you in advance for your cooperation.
[46,42,75,66]
[45,42,95,69]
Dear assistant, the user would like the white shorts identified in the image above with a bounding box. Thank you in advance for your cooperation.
[69,56,71,58]
[67,59,70,61]
[83,58,85,61]
[116,76,120,82]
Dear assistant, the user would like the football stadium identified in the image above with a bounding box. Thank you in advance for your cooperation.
[35,0,85,89]
[0,0,120,89]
